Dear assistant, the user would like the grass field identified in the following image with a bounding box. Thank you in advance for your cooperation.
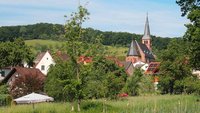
[0,95,199,113]
[25,39,127,57]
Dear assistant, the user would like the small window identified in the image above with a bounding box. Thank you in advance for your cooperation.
[41,65,45,71]
[144,41,148,44]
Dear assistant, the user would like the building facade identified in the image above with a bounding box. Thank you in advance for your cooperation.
[126,15,155,64]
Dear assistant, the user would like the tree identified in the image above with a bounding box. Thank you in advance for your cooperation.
[177,0,200,70]
[123,69,142,96]
[19,26,27,38]
[0,38,34,68]
[10,70,45,98]
[64,5,90,112]
[158,39,192,94]
[123,69,155,96]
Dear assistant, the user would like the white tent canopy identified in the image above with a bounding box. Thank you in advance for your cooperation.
[14,92,54,104]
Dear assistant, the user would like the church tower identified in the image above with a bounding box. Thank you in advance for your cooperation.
[142,14,151,51]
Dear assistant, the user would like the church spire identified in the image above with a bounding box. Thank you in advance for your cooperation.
[142,13,152,51]
[142,13,151,39]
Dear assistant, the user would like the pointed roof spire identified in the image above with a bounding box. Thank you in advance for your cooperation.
[142,13,151,39]
[127,40,140,56]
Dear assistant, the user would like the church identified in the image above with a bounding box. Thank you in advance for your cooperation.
[126,15,155,64]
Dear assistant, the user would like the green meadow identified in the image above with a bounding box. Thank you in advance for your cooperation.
[25,39,127,58]
[0,95,199,113]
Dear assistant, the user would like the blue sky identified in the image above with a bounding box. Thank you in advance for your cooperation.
[0,0,189,37]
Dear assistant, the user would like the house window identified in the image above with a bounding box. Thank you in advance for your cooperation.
[0,71,5,77]
[41,65,45,71]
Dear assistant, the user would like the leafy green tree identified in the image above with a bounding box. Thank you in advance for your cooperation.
[138,75,155,95]
[123,69,154,96]
[177,0,200,70]
[64,5,89,112]
[182,76,200,95]
[0,38,34,68]
[158,39,192,94]
[19,26,27,38]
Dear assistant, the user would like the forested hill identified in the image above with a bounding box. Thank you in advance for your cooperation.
[0,23,173,51]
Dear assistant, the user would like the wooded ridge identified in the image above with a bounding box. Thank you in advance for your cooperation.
[0,23,175,51]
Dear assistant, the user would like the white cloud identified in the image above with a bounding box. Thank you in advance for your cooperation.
[0,0,189,37]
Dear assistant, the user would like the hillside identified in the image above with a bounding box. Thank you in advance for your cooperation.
[25,39,128,59]
[1,23,173,52]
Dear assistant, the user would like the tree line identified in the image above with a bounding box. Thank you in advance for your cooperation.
[0,23,172,52]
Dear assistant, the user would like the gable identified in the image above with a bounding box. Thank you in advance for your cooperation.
[35,51,55,75]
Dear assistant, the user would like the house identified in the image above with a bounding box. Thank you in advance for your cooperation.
[122,61,134,75]
[141,63,149,71]
[106,57,134,76]
[1,67,45,97]
[78,56,93,65]
[126,15,155,64]
[192,70,200,79]
[143,62,160,90]
[55,51,69,61]
[34,51,55,75]
[1,67,45,86]
[145,62,160,75]
[0,67,12,82]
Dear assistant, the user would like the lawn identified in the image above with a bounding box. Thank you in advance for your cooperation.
[0,95,199,113]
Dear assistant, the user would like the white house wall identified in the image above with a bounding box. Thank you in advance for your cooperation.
[35,51,55,75]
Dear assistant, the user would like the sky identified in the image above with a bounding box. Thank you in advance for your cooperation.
[0,0,189,37]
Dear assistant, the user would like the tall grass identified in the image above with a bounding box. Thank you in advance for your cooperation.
[0,95,199,113]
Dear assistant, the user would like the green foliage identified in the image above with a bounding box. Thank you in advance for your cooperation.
[0,94,12,106]
[0,95,199,113]
[123,69,142,96]
[0,38,34,68]
[177,0,200,70]
[0,23,172,53]
[0,85,11,106]
[158,39,194,94]
[105,70,127,99]
[0,85,9,94]
[138,75,155,95]
[0,23,65,41]
[123,69,155,96]
[44,61,75,101]
[183,76,200,95]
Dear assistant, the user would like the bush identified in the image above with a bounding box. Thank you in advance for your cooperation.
[183,76,200,95]
[0,94,12,106]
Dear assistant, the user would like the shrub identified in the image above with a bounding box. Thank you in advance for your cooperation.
[0,94,12,106]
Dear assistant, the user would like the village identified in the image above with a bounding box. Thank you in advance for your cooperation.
[0,15,159,86]
[0,0,200,113]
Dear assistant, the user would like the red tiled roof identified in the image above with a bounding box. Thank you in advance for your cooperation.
[78,56,92,64]
[56,51,69,61]
[145,62,160,74]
